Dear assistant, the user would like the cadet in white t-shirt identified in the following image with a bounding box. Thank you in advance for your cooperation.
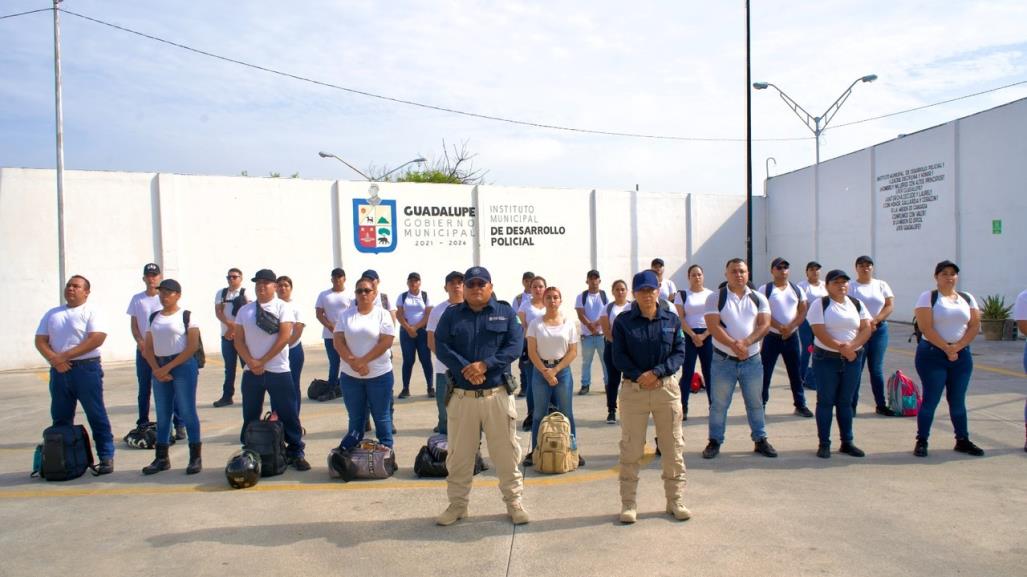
[525,286,582,466]
[140,278,203,475]
[427,271,465,434]
[675,265,715,419]
[807,270,872,459]
[234,269,307,470]
[912,260,983,459]
[651,258,678,303]
[797,261,827,391]
[575,269,609,395]
[702,258,776,459]
[276,275,306,417]
[126,262,178,431]
[759,258,813,417]
[1015,288,1027,452]
[34,274,114,474]
[517,276,548,431]
[334,276,398,450]
[850,255,897,416]
[512,271,536,411]
[600,280,632,423]
[397,272,434,399]
[314,267,351,398]
[213,268,251,407]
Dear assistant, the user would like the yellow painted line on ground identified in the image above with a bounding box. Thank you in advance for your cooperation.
[887,347,1026,378]
[34,372,48,382]
[0,452,654,499]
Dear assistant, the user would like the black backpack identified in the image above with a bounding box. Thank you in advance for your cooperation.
[715,287,761,327]
[580,290,609,308]
[412,436,488,478]
[148,310,205,368]
[820,295,864,314]
[221,288,247,316]
[34,424,95,481]
[399,291,428,309]
[243,412,287,477]
[763,282,803,301]
[307,378,330,400]
[909,290,972,343]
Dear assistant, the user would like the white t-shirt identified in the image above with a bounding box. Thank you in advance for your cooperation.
[315,288,353,339]
[601,301,632,336]
[281,300,304,349]
[574,290,607,336]
[335,306,396,379]
[659,279,678,302]
[373,292,397,312]
[527,317,580,361]
[398,290,432,326]
[704,287,771,357]
[798,280,828,302]
[915,290,979,344]
[518,299,546,330]
[147,309,200,357]
[427,301,459,374]
[850,279,894,318]
[126,291,162,339]
[36,302,107,360]
[1014,289,1027,322]
[807,297,873,352]
[235,298,296,373]
[677,288,715,330]
[759,282,807,334]
[512,291,531,312]
[214,287,251,337]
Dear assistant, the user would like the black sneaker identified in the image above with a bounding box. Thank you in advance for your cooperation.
[839,442,866,457]
[212,397,233,408]
[954,438,984,456]
[95,459,114,475]
[432,426,440,433]
[174,425,187,440]
[914,439,928,457]
[754,438,778,458]
[875,406,897,417]
[702,440,720,459]
[391,424,397,434]
[578,386,590,396]
[290,456,311,471]
[606,410,616,424]
[682,409,688,422]
[578,455,585,467]
[522,416,532,431]
[794,406,814,418]
[654,437,661,456]
[522,454,533,467]
[816,444,831,459]
[398,389,410,399]
[427,387,435,398]
[517,388,526,398]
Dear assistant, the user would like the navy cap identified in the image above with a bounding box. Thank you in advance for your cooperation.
[825,269,850,283]
[445,270,465,284]
[407,272,421,281]
[464,266,491,283]
[521,271,535,280]
[934,260,960,275]
[143,263,161,276]
[771,257,790,269]
[855,255,874,266]
[157,278,181,293]
[632,270,659,291]
[360,269,379,281]
[331,267,346,278]
[651,258,665,268]
[252,269,277,282]
[587,269,601,279]
[805,261,822,270]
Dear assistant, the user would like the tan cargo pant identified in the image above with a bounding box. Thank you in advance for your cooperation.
[445,387,524,508]
[618,375,687,505]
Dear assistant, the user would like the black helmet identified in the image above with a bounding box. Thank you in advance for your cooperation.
[327,447,358,482]
[225,449,261,489]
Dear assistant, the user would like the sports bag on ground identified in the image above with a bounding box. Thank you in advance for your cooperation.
[533,412,578,474]
[413,434,488,478]
[886,370,922,417]
[307,378,329,400]
[690,372,704,394]
[34,424,95,481]
[329,440,397,480]
[243,412,287,477]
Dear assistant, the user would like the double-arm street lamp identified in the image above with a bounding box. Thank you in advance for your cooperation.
[318,151,425,182]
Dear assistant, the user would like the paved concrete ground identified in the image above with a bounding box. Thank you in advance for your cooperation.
[2,330,1025,577]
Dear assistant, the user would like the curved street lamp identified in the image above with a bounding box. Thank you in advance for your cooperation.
[318,151,426,182]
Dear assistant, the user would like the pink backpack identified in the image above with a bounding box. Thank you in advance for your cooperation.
[886,370,922,416]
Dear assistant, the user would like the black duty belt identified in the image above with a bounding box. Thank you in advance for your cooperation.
[452,387,501,399]
[713,349,743,362]
[541,358,563,368]
[69,357,101,366]
[814,346,843,359]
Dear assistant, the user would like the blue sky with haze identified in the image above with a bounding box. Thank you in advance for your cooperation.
[2,1,1025,192]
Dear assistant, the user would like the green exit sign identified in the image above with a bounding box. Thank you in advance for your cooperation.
[992,219,1002,235]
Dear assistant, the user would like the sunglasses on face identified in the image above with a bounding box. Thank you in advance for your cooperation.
[466,279,487,289]
[226,275,241,280]
[775,265,789,270]
[355,287,373,295]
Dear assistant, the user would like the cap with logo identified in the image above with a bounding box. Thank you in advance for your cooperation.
[464,266,491,283]
[143,263,161,276]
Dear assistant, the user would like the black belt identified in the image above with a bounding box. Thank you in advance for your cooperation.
[452,387,501,398]
[541,358,563,368]
[156,355,178,366]
[814,346,843,359]
[713,349,742,362]
[69,357,100,366]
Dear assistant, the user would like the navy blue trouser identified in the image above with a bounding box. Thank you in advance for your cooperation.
[136,349,180,427]
[855,322,889,410]
[915,342,973,442]
[682,328,713,413]
[812,350,864,445]
[602,340,623,412]
[241,370,305,458]
[50,359,115,461]
[400,328,433,392]
[221,336,245,399]
[288,345,304,415]
[323,338,341,391]
[761,332,808,409]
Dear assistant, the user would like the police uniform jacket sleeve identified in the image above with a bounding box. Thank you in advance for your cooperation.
[434,297,524,389]
[612,306,686,381]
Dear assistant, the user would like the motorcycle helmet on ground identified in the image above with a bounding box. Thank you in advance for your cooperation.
[225,449,261,489]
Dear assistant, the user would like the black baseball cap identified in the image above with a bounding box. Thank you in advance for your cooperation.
[771,257,790,269]
[445,270,465,284]
[407,272,421,281]
[143,263,161,276]
[825,269,850,283]
[331,267,346,278]
[934,260,960,275]
[464,266,491,283]
[651,258,665,267]
[252,269,277,282]
[521,271,535,280]
[855,255,874,266]
[157,279,181,293]
[360,269,380,281]
[587,269,601,279]
[806,261,822,271]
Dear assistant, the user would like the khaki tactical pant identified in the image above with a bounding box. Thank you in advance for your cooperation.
[446,388,524,508]
[618,375,687,505]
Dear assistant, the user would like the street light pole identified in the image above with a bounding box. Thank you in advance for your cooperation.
[53,0,66,304]
[753,74,877,259]
[318,152,426,182]
[378,157,426,181]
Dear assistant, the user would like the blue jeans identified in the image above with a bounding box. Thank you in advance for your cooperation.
[914,342,973,441]
[522,357,535,417]
[682,329,713,412]
[136,349,181,427]
[799,320,816,390]
[241,370,305,458]
[220,336,244,399]
[288,346,304,415]
[761,332,808,408]
[531,367,576,450]
[400,328,433,391]
[49,360,114,460]
[324,338,341,390]
[340,372,395,449]
[855,321,889,410]
[812,349,865,445]
[435,372,450,434]
[153,357,201,445]
[708,353,767,444]
[602,341,622,412]
[580,334,607,387]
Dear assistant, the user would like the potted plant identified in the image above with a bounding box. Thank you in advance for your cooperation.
[979,294,1012,341]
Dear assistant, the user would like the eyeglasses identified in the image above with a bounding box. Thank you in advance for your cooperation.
[774,265,789,270]
[355,288,373,295]
[466,279,487,289]
[226,275,241,279]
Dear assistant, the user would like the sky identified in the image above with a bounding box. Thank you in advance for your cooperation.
[1,1,1025,194]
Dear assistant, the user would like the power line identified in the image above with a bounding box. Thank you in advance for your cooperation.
[0,7,51,20]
